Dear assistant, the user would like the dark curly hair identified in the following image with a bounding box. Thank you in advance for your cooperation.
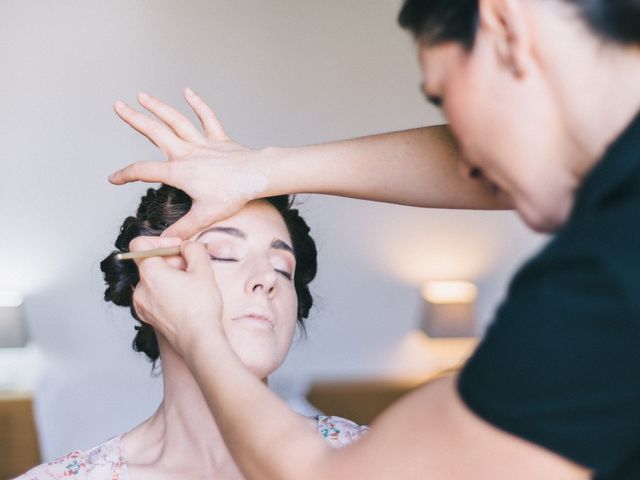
[100,185,317,366]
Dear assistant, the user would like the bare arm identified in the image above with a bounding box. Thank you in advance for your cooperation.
[130,239,589,480]
[110,90,509,238]
[189,334,590,480]
[262,125,505,210]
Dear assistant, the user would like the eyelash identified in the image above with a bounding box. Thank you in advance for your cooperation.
[209,256,293,281]
[277,270,292,281]
[210,256,236,263]
[427,95,443,108]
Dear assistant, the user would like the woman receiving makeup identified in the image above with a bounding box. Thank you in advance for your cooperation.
[15,189,367,479]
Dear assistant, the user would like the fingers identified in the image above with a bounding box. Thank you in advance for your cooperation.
[161,218,198,240]
[114,100,186,154]
[182,241,216,277]
[130,235,182,277]
[137,92,206,144]
[131,284,153,326]
[184,88,228,140]
[129,235,182,251]
[109,160,171,185]
[161,209,215,240]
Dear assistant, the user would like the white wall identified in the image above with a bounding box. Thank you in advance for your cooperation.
[0,0,545,460]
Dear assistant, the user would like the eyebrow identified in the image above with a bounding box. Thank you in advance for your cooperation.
[271,239,294,255]
[196,226,246,240]
[196,226,294,255]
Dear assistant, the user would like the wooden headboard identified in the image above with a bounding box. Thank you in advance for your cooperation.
[307,369,458,425]
[0,392,41,479]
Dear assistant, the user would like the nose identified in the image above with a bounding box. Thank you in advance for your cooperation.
[245,266,278,299]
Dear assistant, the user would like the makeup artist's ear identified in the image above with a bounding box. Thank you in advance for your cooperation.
[478,0,532,78]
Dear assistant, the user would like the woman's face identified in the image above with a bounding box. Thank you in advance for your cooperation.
[189,200,298,379]
[417,1,578,232]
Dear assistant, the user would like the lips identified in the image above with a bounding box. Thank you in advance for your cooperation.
[233,309,275,327]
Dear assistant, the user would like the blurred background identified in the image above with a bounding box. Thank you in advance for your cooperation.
[0,0,545,473]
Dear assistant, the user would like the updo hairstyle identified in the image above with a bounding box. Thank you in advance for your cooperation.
[100,185,317,365]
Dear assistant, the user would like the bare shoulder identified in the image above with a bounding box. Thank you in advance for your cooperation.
[320,375,591,480]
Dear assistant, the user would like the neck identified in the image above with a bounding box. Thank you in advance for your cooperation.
[544,34,640,180]
[520,2,640,231]
[570,50,640,172]
[122,336,261,477]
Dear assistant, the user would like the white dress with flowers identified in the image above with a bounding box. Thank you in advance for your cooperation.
[15,415,368,479]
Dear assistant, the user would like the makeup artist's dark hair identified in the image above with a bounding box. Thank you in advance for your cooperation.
[398,0,640,49]
[100,185,317,367]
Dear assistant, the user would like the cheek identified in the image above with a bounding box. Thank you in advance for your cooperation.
[443,81,484,161]
[208,263,236,319]
[278,287,299,335]
[444,57,522,173]
[440,57,486,144]
[443,43,509,153]
[444,95,474,140]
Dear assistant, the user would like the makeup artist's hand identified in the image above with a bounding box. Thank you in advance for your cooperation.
[129,235,225,357]
[110,89,268,240]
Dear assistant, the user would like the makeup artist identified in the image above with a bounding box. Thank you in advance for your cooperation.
[109,0,640,478]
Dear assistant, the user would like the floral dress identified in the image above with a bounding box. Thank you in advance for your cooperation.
[15,416,368,479]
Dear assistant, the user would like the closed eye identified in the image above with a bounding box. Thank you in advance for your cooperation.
[276,269,292,281]
[209,256,237,262]
[210,256,292,280]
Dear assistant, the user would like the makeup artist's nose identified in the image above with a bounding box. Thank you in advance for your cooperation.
[246,267,277,298]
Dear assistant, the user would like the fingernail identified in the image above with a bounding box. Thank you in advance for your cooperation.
[139,92,150,101]
[185,87,195,97]
[114,100,125,110]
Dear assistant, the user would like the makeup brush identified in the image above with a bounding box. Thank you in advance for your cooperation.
[115,246,182,261]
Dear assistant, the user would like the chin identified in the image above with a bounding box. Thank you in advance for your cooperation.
[515,191,573,233]
[232,343,286,379]
[522,207,570,233]
[240,357,281,380]
[225,319,295,379]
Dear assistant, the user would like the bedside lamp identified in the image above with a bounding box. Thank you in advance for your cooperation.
[420,281,477,337]
[0,291,29,348]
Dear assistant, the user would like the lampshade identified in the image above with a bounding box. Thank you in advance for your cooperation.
[0,291,29,348]
[420,281,477,337]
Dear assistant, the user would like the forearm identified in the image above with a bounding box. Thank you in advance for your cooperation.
[262,125,510,210]
[187,334,331,480]
[184,343,590,480]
